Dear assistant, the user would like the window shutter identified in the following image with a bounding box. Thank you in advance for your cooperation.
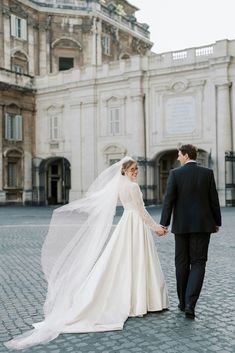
[15,115,23,140]
[53,116,58,139]
[21,19,27,40]
[5,113,11,139]
[11,14,16,36]
[50,116,53,140]
[109,110,114,134]
[115,109,120,134]
[109,108,120,135]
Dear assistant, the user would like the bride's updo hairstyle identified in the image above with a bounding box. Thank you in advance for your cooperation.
[121,159,137,175]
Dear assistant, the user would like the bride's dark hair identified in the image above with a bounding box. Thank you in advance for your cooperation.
[121,159,136,175]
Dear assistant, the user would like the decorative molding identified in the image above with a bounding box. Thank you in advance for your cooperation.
[10,2,27,18]
[105,95,126,105]
[167,79,206,92]
[52,37,82,50]
[10,48,29,60]
[3,147,24,158]
[168,80,188,92]
[46,104,64,115]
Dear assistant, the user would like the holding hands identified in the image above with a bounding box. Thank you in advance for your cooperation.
[155,225,168,237]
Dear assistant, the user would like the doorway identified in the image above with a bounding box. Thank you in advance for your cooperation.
[36,157,71,205]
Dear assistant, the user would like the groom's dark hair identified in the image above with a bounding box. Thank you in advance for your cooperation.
[179,144,197,160]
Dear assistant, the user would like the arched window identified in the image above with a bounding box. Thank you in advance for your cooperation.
[120,53,130,60]
[11,50,28,74]
[52,37,83,72]
[4,149,23,188]
[104,144,126,165]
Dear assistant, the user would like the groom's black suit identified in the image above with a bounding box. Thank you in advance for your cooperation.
[160,162,221,311]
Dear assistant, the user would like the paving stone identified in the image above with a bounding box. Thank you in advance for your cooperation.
[0,206,234,353]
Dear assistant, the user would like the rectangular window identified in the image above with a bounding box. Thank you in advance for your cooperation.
[8,163,17,187]
[11,14,27,40]
[109,159,120,166]
[59,57,74,71]
[5,113,23,141]
[14,65,24,74]
[102,34,111,56]
[16,17,21,38]
[109,108,120,135]
[50,116,59,140]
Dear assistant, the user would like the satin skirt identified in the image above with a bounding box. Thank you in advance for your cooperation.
[37,209,169,333]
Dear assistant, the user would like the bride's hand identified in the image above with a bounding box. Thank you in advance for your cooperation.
[155,226,168,236]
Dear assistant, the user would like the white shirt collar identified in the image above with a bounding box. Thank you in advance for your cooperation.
[185,160,197,164]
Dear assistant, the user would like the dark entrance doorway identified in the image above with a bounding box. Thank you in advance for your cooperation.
[155,150,178,202]
[35,157,71,205]
[154,148,209,203]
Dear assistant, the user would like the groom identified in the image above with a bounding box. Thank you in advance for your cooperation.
[160,144,221,319]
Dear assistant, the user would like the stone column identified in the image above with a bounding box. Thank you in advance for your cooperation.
[91,17,97,66]
[129,83,146,191]
[39,28,47,75]
[31,157,42,205]
[0,9,4,67]
[216,82,232,205]
[232,83,235,152]
[0,104,5,203]
[3,13,10,69]
[69,103,83,201]
[28,25,35,75]
[80,100,96,192]
[96,19,102,66]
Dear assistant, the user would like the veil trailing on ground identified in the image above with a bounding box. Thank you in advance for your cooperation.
[5,156,133,350]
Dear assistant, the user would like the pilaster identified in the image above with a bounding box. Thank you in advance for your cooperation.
[216,82,232,205]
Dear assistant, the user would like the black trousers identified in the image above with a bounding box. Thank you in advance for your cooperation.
[175,233,210,309]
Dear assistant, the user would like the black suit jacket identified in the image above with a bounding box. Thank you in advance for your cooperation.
[160,162,221,234]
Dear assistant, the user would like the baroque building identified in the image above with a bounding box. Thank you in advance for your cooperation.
[0,0,151,204]
[0,0,235,206]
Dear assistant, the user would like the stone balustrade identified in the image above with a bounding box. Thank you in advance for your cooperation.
[150,39,235,67]
[35,39,235,90]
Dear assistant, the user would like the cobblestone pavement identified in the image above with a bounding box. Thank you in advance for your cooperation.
[0,206,235,353]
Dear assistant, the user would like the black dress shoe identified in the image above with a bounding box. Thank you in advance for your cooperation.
[178,304,185,312]
[185,306,195,319]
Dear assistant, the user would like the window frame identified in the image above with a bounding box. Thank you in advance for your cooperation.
[10,14,27,40]
[5,113,23,141]
[7,162,18,187]
[102,34,111,56]
[108,107,121,136]
[50,115,60,141]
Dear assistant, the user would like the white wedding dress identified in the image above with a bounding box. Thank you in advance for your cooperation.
[55,177,169,333]
[5,172,169,350]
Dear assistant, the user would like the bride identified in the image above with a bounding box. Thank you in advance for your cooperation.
[5,156,169,350]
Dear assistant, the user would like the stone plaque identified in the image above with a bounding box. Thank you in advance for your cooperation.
[165,96,196,134]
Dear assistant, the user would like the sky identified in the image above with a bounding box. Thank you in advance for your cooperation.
[132,0,235,53]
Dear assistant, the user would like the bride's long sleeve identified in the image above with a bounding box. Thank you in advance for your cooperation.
[130,183,159,231]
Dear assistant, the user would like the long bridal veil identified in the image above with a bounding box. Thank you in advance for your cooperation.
[5,156,132,350]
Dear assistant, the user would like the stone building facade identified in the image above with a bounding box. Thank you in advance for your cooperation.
[0,0,152,204]
[0,70,35,204]
[0,0,234,206]
[35,40,235,206]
